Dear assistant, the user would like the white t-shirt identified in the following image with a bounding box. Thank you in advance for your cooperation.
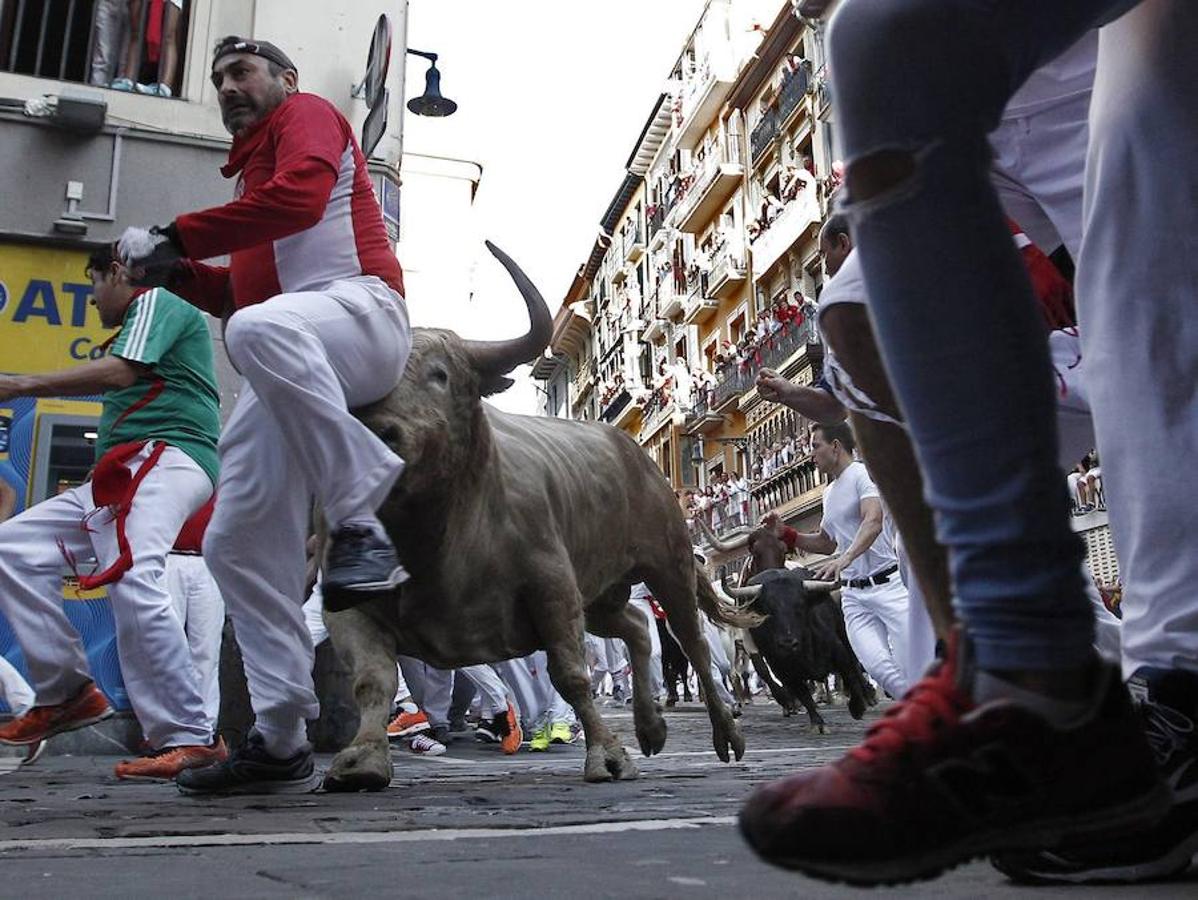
[630,582,652,603]
[820,461,897,581]
[1002,31,1098,119]
[817,249,867,314]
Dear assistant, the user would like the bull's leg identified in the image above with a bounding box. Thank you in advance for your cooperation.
[588,605,667,758]
[790,679,827,734]
[648,572,744,764]
[534,585,637,783]
[322,603,399,792]
[750,652,798,716]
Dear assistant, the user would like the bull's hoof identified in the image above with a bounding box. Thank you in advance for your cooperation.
[849,694,866,720]
[635,707,668,757]
[710,710,745,763]
[583,745,639,782]
[323,740,392,793]
[811,718,828,735]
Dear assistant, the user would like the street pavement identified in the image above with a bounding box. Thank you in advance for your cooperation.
[0,700,1194,898]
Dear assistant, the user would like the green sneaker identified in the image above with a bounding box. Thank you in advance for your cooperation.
[549,722,576,745]
[529,724,551,752]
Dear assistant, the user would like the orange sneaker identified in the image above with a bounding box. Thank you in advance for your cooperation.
[387,708,431,739]
[500,701,522,755]
[115,737,229,781]
[0,681,112,746]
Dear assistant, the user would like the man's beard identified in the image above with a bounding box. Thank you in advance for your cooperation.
[220,86,286,135]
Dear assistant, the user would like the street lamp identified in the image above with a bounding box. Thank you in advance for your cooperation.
[407,49,458,117]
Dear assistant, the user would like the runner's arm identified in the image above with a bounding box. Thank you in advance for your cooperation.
[0,357,143,400]
[840,497,885,567]
[789,528,837,556]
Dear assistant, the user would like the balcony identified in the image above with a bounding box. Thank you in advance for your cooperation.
[751,457,827,520]
[676,55,738,151]
[648,204,667,239]
[751,108,780,164]
[750,184,822,277]
[677,136,745,235]
[622,223,646,264]
[657,283,685,320]
[683,293,720,326]
[707,238,747,299]
[777,64,810,130]
[571,359,596,408]
[710,322,819,410]
[683,391,724,435]
[642,317,667,343]
[613,391,646,430]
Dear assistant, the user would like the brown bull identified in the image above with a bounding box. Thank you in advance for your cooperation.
[321,243,757,790]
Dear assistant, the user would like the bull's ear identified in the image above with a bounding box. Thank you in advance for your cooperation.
[479,374,516,396]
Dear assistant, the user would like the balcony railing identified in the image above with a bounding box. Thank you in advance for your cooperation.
[751,108,780,163]
[711,322,818,409]
[777,64,810,126]
[751,456,827,518]
[600,388,631,424]
[649,204,667,235]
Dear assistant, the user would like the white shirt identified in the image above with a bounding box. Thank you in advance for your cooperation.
[817,248,867,315]
[820,461,897,581]
[630,582,652,603]
[1002,31,1098,119]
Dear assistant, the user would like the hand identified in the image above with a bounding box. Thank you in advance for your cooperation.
[755,367,791,404]
[118,224,184,282]
[810,555,848,583]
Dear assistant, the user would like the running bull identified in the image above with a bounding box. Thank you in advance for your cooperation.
[720,568,872,732]
[321,243,758,790]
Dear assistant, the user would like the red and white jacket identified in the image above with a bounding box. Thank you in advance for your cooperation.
[172,93,404,315]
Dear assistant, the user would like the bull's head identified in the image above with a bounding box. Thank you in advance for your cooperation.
[360,242,553,502]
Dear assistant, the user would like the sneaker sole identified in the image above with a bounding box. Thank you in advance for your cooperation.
[177,770,321,796]
[329,566,410,594]
[743,782,1173,887]
[991,827,1198,885]
[0,706,114,746]
[387,722,431,739]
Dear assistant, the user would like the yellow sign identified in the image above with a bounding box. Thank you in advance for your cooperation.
[0,244,114,374]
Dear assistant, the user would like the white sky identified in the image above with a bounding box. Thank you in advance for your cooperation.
[401,0,709,415]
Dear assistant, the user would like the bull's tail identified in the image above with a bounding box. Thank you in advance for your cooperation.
[695,566,766,629]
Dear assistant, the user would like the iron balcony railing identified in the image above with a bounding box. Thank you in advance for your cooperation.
[711,321,818,409]
[751,107,780,163]
[777,64,809,125]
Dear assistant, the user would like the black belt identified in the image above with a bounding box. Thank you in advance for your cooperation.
[845,564,899,590]
[169,549,202,557]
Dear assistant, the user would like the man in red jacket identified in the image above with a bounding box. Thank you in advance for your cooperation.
[119,36,411,794]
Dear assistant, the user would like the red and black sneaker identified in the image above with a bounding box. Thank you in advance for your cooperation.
[738,630,1171,886]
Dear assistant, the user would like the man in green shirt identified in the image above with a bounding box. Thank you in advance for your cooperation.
[0,244,226,781]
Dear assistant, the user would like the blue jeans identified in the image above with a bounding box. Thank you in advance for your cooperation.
[826,0,1139,670]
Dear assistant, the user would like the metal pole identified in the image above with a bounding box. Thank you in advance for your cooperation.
[33,0,49,75]
[59,0,78,81]
[8,0,28,72]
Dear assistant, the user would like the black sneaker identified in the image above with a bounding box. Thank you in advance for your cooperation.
[322,525,409,612]
[176,732,319,796]
[992,668,1198,884]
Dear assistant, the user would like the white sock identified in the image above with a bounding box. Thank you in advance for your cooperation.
[397,699,419,715]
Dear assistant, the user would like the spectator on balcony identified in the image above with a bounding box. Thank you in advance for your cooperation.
[89,0,128,87]
[782,160,816,203]
[731,472,751,528]
[782,435,799,468]
[109,0,186,97]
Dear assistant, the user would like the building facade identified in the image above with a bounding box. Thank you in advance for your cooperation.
[535,0,840,541]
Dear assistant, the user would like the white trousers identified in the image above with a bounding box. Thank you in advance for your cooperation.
[412,663,509,728]
[990,88,1090,259]
[662,618,736,707]
[0,655,35,717]
[0,445,211,747]
[1080,1,1198,677]
[896,547,938,684]
[494,652,575,730]
[205,277,410,757]
[165,553,224,734]
[841,577,911,700]
[628,598,665,699]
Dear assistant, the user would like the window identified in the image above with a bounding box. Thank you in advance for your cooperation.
[2,0,192,96]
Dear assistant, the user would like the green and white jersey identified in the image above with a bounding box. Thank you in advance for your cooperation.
[97,288,220,485]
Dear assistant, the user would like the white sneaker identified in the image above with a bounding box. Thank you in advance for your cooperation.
[407,733,446,756]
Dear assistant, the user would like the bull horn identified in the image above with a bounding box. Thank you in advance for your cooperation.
[699,518,750,553]
[803,580,839,593]
[464,241,554,376]
[720,571,762,602]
